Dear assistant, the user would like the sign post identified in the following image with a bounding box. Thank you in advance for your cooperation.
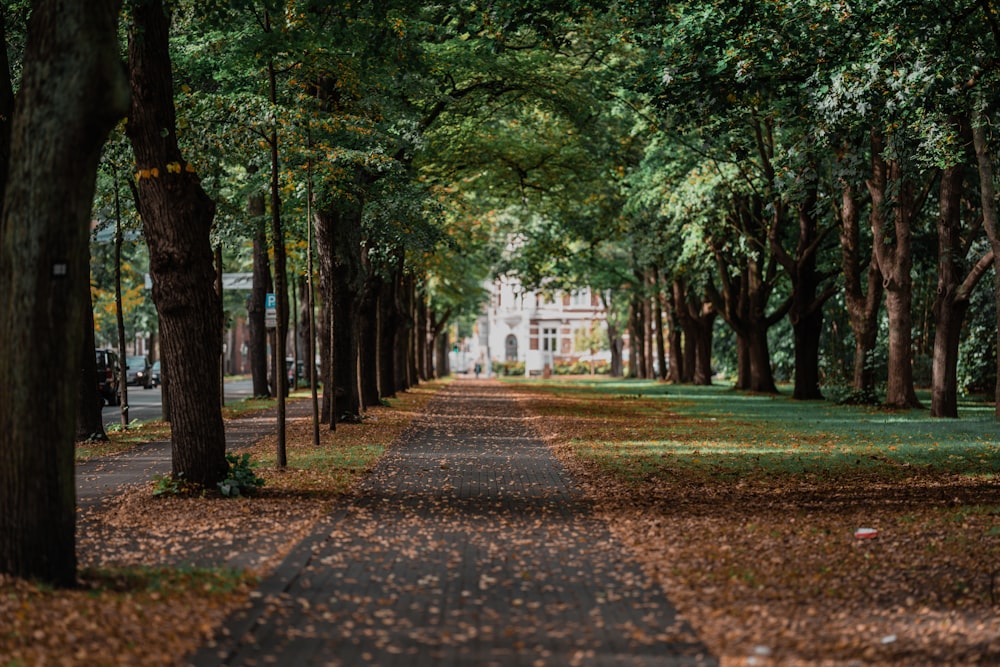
[265,293,277,330]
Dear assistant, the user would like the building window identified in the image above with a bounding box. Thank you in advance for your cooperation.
[542,327,557,352]
[570,289,590,307]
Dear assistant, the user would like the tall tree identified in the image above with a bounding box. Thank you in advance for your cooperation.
[0,0,128,585]
[126,0,227,488]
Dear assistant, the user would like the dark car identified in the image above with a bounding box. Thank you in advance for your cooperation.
[286,358,321,388]
[95,348,121,406]
[150,360,161,387]
[125,355,152,389]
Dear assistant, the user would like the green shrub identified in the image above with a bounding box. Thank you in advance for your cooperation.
[491,361,525,376]
[152,472,195,497]
[218,453,265,498]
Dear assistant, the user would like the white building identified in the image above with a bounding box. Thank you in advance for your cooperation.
[472,275,609,376]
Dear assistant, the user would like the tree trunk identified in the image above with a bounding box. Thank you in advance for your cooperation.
[247,191,271,397]
[314,192,364,424]
[838,174,883,404]
[628,296,646,378]
[784,183,831,400]
[405,277,421,387]
[931,160,965,418]
[931,149,994,418]
[0,0,127,585]
[868,133,921,409]
[297,275,312,386]
[359,274,381,409]
[114,194,130,426]
[673,281,695,383]
[435,329,451,378]
[691,302,716,386]
[416,298,430,380]
[643,291,655,378]
[608,322,625,378]
[664,284,683,383]
[77,281,109,442]
[317,294,333,426]
[652,268,667,380]
[735,333,751,390]
[707,200,784,394]
[972,115,1000,418]
[126,0,227,487]
[377,270,401,398]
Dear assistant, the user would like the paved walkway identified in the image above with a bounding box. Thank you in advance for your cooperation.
[76,400,314,506]
[193,380,715,666]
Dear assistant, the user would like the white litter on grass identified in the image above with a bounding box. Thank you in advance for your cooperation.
[881,634,897,644]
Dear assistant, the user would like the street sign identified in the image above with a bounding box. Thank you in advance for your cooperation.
[265,292,277,329]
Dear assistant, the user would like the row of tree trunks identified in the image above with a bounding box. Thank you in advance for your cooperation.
[313,194,435,426]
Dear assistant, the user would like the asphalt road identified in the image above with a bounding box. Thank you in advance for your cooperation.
[101,378,255,426]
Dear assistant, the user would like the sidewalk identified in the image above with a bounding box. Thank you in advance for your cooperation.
[192,380,716,666]
[76,399,314,506]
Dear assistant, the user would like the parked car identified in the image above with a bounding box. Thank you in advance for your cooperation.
[150,360,161,387]
[286,358,321,388]
[95,348,120,406]
[125,355,152,389]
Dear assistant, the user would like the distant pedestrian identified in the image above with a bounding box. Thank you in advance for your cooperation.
[474,362,482,378]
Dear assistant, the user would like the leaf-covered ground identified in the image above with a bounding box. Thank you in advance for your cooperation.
[511,379,1000,666]
[1,382,444,666]
[4,377,998,666]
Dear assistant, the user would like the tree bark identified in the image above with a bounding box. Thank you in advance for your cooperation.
[664,284,683,383]
[931,129,995,418]
[691,301,716,386]
[673,281,695,383]
[868,131,921,409]
[315,202,363,422]
[247,190,271,397]
[126,0,227,487]
[406,277,420,386]
[378,263,405,397]
[707,198,784,394]
[774,178,836,400]
[114,190,130,426]
[0,8,12,193]
[838,174,883,404]
[652,268,667,380]
[77,282,109,442]
[972,116,1000,418]
[415,296,429,380]
[359,274,381,408]
[0,0,127,585]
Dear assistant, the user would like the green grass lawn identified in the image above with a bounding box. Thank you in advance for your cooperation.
[506,377,999,481]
